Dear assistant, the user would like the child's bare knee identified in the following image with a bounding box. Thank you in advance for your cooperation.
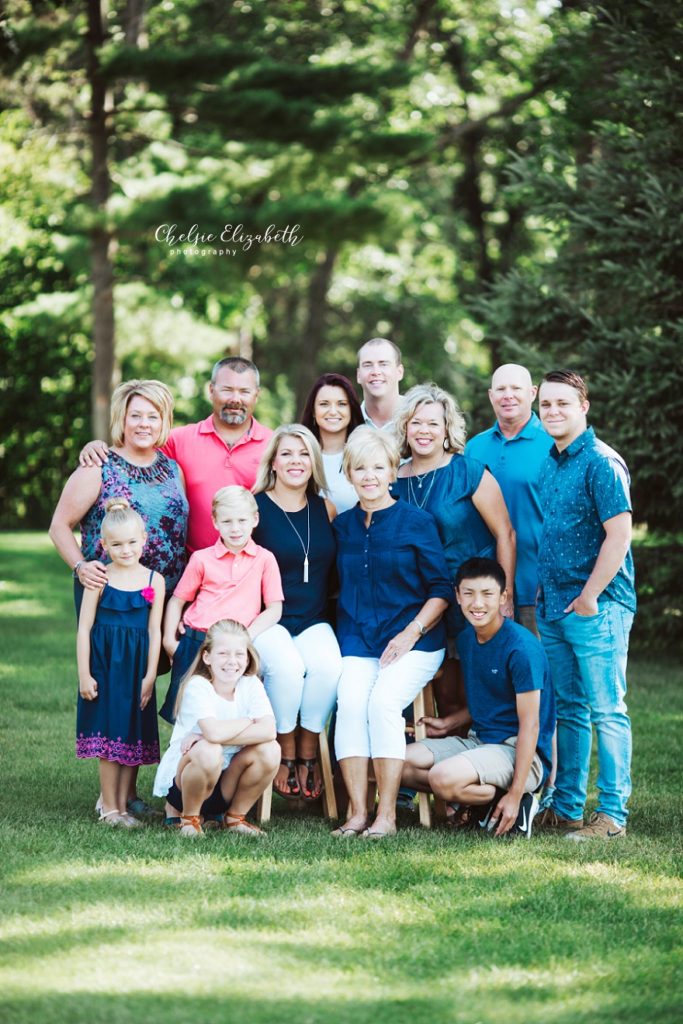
[193,740,223,775]
[255,739,280,772]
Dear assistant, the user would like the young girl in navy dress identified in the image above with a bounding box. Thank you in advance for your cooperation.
[77,498,165,827]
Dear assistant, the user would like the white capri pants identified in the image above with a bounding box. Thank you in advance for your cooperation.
[254,622,342,734]
[335,649,445,760]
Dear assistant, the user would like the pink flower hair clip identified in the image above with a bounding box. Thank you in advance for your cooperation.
[141,586,155,605]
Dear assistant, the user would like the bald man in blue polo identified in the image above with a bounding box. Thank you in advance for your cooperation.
[465,364,552,636]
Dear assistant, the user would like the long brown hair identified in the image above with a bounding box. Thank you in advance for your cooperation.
[300,373,364,443]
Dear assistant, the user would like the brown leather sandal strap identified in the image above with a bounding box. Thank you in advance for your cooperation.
[180,814,202,829]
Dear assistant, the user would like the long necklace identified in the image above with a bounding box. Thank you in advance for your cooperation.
[279,499,311,583]
[408,469,438,510]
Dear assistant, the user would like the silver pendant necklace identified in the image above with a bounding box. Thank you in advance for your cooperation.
[280,499,311,583]
[407,465,438,510]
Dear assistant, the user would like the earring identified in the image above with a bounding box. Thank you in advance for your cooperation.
[443,439,448,450]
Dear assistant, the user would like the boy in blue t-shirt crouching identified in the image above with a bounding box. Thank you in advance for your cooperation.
[402,557,555,838]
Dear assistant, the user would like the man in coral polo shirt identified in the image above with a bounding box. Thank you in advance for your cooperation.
[78,357,272,552]
[164,357,272,551]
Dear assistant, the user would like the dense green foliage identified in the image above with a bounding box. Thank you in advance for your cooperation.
[1,534,682,1024]
[477,1,683,530]
[0,0,680,539]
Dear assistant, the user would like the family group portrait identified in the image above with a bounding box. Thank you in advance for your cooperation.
[1,2,681,1023]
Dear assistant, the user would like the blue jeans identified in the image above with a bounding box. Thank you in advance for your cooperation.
[538,602,634,826]
[159,627,206,724]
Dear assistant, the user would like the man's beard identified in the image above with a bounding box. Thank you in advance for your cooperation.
[220,405,248,425]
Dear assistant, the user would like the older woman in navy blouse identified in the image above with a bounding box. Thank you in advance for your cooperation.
[332,427,452,838]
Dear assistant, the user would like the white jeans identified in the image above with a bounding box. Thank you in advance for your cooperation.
[254,622,342,734]
[335,649,445,760]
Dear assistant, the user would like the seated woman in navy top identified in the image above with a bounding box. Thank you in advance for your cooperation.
[332,426,452,839]
[252,424,341,801]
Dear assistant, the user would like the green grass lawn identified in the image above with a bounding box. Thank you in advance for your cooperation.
[1,533,682,1024]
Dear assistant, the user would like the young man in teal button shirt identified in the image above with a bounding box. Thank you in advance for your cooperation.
[465,364,553,637]
[536,369,636,841]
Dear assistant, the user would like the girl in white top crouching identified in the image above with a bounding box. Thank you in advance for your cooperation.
[154,618,279,837]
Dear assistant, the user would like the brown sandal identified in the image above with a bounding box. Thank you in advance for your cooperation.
[446,803,475,830]
[222,812,266,838]
[178,814,204,837]
[275,758,301,798]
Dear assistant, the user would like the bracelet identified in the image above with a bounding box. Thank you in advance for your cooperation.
[72,560,83,579]
[413,618,426,636]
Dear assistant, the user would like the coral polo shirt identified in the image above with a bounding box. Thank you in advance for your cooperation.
[173,538,284,631]
[163,415,272,552]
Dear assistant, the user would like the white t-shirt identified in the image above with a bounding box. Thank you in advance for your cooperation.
[322,450,358,515]
[153,674,273,796]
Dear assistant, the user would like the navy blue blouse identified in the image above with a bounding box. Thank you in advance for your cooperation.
[332,499,452,658]
[253,491,336,636]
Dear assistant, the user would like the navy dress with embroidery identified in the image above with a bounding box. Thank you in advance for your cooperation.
[76,581,160,766]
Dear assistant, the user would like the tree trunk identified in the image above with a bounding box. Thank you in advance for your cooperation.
[124,0,146,46]
[294,248,337,414]
[87,0,115,441]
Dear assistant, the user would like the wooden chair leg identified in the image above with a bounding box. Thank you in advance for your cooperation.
[256,782,272,824]
[413,686,433,828]
[418,680,447,823]
[318,728,338,820]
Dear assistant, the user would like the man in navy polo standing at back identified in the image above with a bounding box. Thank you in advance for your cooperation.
[535,369,636,841]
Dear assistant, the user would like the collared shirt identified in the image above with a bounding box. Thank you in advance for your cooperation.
[537,427,636,621]
[163,415,273,552]
[173,537,283,631]
[360,400,396,431]
[333,499,452,658]
[465,413,553,605]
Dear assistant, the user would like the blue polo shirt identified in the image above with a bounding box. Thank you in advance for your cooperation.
[465,413,553,605]
[537,427,636,621]
[332,499,452,658]
[456,619,555,780]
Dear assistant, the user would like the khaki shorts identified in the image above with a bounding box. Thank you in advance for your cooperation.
[421,732,543,793]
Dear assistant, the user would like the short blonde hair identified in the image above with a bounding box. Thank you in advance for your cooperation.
[212,485,258,519]
[342,425,400,480]
[253,424,328,497]
[394,383,466,458]
[100,497,146,541]
[109,379,174,448]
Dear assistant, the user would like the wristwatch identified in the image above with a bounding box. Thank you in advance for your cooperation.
[73,560,83,579]
[413,618,426,636]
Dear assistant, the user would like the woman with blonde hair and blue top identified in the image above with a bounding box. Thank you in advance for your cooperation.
[391,383,516,725]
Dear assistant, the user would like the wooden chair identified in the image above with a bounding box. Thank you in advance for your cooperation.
[256,779,272,824]
[257,727,338,823]
[413,679,447,828]
[366,679,446,827]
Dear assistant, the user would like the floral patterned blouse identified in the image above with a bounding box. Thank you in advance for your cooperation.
[80,451,189,591]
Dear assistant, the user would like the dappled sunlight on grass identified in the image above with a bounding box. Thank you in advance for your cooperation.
[2,535,683,1024]
[0,597,61,618]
